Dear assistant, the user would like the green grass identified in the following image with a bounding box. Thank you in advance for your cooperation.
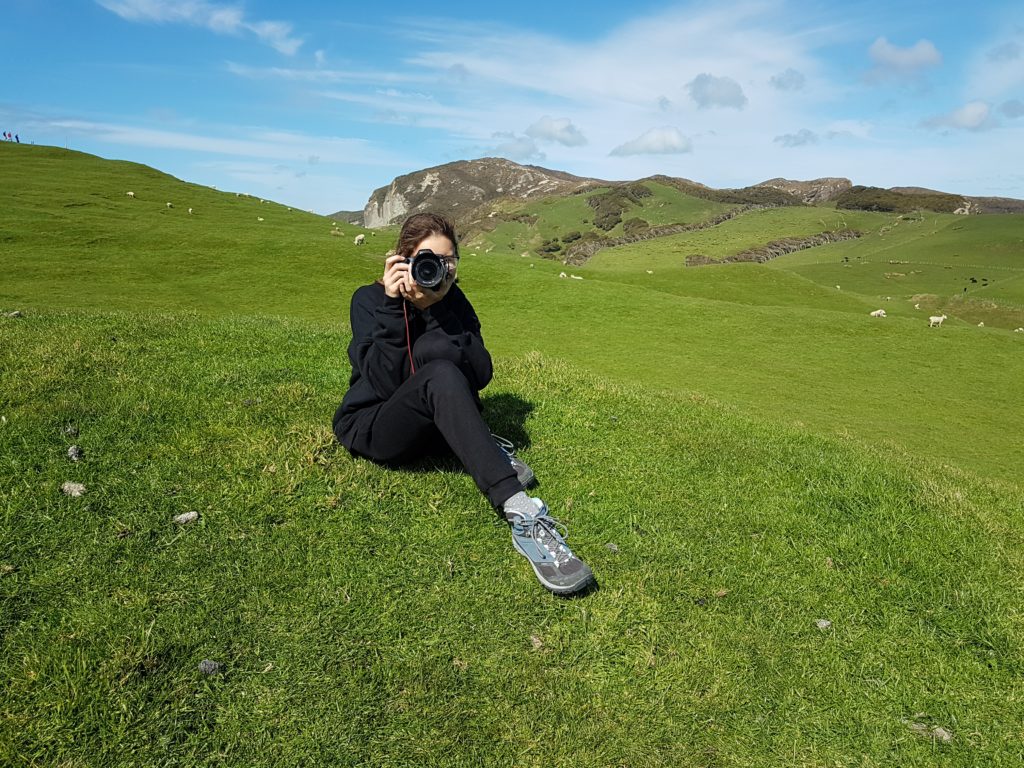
[464,180,731,257]
[3,143,1023,486]
[3,310,1023,766]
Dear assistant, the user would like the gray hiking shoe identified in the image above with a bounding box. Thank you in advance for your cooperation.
[507,497,595,596]
[493,434,535,488]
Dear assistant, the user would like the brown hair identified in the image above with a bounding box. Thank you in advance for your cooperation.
[395,212,459,259]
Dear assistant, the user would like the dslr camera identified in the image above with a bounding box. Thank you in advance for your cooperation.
[404,248,450,290]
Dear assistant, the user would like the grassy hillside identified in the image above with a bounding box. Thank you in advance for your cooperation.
[2,310,1023,766]
[2,143,1023,487]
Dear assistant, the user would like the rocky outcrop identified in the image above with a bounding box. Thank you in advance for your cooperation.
[361,158,598,228]
[685,229,862,266]
[754,177,852,204]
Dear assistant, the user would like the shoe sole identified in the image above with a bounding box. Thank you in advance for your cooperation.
[511,536,595,596]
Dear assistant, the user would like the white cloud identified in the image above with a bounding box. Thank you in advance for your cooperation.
[825,120,873,140]
[525,116,586,146]
[686,73,748,109]
[43,118,395,164]
[773,129,818,147]
[988,41,1021,62]
[770,68,805,91]
[923,100,994,131]
[866,37,941,82]
[610,127,692,156]
[96,0,303,54]
[1001,99,1024,119]
[490,133,544,162]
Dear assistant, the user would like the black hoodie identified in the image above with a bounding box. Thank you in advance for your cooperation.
[332,281,493,448]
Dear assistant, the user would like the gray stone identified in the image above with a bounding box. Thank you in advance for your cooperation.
[173,511,199,525]
[198,659,222,675]
[67,445,83,462]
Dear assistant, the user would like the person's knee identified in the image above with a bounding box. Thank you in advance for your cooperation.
[418,360,474,407]
[413,330,461,368]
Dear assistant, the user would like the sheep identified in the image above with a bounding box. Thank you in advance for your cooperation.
[570,274,583,280]
[354,234,365,245]
[166,202,173,209]
[835,285,841,290]
[914,303,921,310]
[559,272,567,278]
[929,314,947,327]
[869,309,886,318]
[126,191,135,199]
[977,322,984,327]
[257,216,265,222]
[1015,327,1024,333]
[188,208,193,215]
[646,270,654,274]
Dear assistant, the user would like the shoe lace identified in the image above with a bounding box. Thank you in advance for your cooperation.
[492,433,516,456]
[514,508,572,566]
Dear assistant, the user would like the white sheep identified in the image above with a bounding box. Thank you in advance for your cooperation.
[869,309,886,318]
[929,314,947,327]
[166,202,173,209]
[914,303,921,309]
[646,270,654,274]
[977,321,984,327]
[126,191,135,199]
[570,274,583,280]
[1015,327,1024,333]
[188,208,193,215]
[354,234,365,245]
[257,216,265,222]
[559,272,567,278]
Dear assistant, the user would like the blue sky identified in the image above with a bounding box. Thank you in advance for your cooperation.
[3,0,1023,214]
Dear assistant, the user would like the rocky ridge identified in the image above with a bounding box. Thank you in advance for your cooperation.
[361,158,600,228]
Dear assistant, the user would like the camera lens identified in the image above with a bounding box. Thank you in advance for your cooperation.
[411,250,446,289]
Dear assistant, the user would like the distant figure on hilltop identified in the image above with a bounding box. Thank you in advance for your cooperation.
[14,134,19,144]
[333,212,596,596]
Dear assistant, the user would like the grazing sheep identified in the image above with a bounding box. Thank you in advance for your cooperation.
[166,202,173,209]
[188,208,193,215]
[646,270,654,274]
[914,303,921,309]
[570,274,583,280]
[559,272,567,278]
[977,322,984,327]
[126,191,135,199]
[354,234,365,245]
[835,285,841,290]
[1015,327,1024,333]
[929,314,947,327]
[257,216,264,222]
[869,309,886,318]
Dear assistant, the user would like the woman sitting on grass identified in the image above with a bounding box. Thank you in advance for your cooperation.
[333,212,595,596]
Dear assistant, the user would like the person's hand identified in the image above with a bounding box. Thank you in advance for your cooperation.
[382,254,413,299]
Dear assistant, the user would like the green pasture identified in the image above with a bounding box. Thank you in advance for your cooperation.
[586,206,892,270]
[467,180,731,256]
[2,143,1023,486]
[2,310,1023,766]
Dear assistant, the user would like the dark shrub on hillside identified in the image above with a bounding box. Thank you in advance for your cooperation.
[623,217,649,235]
[835,186,961,213]
[587,184,655,232]
[562,231,582,243]
[538,238,562,253]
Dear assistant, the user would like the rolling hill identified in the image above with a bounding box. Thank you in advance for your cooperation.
[3,141,1024,766]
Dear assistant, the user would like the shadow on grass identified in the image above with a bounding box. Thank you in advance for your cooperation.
[383,393,535,479]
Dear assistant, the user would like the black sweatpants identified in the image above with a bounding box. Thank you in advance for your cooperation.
[343,332,522,509]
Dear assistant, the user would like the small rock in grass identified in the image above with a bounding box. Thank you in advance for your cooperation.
[1,564,17,576]
[61,481,86,497]
[530,635,544,650]
[815,619,832,631]
[64,424,79,437]
[932,727,953,743]
[452,658,468,672]
[67,445,83,462]
[605,542,619,553]
[116,528,134,539]
[173,511,199,525]
[198,659,222,675]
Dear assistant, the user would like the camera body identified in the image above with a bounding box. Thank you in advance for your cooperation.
[405,248,449,290]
